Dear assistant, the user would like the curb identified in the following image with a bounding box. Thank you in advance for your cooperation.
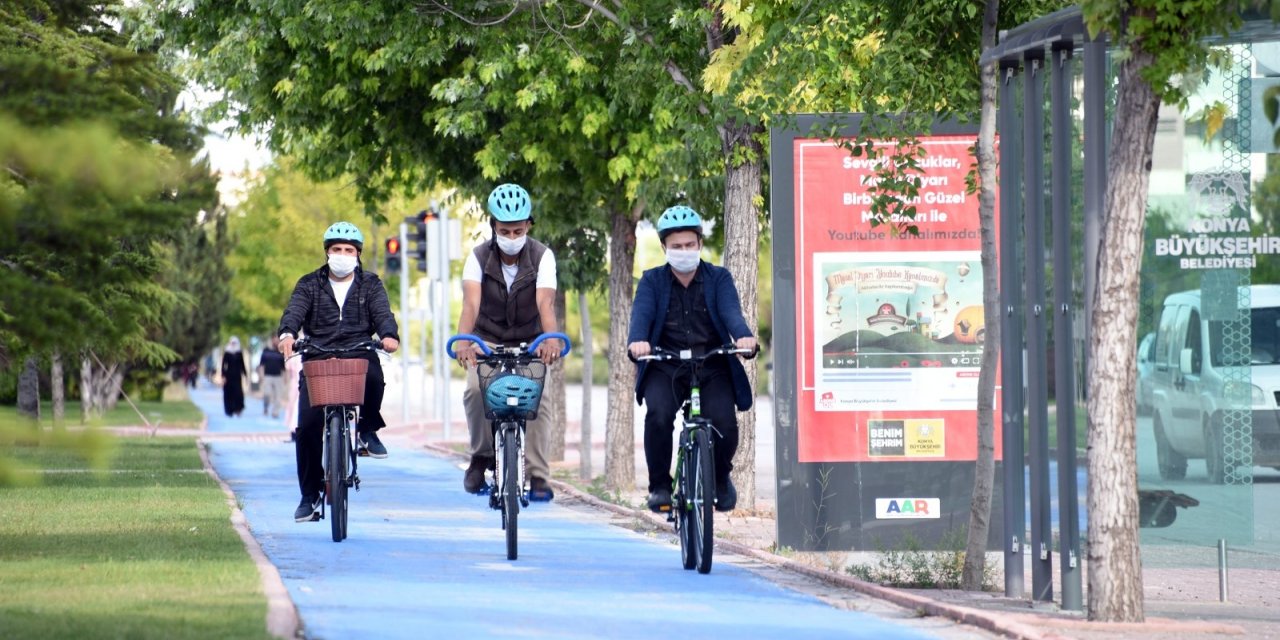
[197,440,301,639]
[417,442,1062,640]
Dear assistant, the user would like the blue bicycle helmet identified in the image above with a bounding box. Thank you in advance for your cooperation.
[655,205,702,242]
[323,221,365,250]
[483,373,543,414]
[486,183,532,222]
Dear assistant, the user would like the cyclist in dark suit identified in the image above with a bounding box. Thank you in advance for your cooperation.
[277,222,400,522]
[627,206,757,514]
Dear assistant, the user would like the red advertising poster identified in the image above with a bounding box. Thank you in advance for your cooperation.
[793,135,1002,463]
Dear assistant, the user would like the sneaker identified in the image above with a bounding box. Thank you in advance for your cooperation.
[715,478,737,512]
[647,488,673,513]
[463,456,493,494]
[359,431,388,458]
[294,495,321,522]
[528,477,554,502]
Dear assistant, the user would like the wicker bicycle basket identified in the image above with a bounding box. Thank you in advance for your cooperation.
[478,360,548,420]
[303,358,369,407]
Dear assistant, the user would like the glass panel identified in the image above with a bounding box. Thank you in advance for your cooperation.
[1137,44,1257,558]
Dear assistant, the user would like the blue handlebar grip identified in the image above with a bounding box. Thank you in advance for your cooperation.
[527,332,572,357]
[445,334,493,359]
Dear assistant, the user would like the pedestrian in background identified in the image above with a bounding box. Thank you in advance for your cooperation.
[258,335,287,418]
[221,336,247,417]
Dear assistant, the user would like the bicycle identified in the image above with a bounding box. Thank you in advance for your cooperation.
[630,344,758,574]
[295,338,380,542]
[446,331,571,560]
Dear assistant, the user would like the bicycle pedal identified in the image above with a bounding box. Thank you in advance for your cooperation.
[352,476,361,491]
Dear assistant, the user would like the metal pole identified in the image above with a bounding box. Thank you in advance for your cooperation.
[1022,48,1054,603]
[1083,35,1106,390]
[999,59,1027,600]
[399,222,410,423]
[1050,43,1082,612]
[439,207,453,441]
[1218,539,1229,602]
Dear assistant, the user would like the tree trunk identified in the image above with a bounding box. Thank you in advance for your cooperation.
[17,356,39,419]
[580,289,595,480]
[722,121,763,511]
[1087,46,1158,623]
[546,288,569,462]
[80,353,124,417]
[605,203,642,492]
[51,350,65,430]
[962,0,1001,592]
[81,355,93,423]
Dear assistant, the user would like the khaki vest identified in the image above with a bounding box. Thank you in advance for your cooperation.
[472,238,548,344]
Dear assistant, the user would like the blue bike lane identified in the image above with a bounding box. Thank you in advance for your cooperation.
[191,387,954,639]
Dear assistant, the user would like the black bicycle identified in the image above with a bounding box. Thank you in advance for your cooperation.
[631,344,757,574]
[446,331,571,560]
[295,339,379,542]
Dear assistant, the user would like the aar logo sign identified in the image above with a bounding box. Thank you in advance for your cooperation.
[875,498,941,519]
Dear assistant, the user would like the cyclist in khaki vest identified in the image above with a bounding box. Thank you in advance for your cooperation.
[453,183,564,501]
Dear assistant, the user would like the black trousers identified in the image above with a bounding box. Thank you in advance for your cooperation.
[294,351,386,498]
[641,362,738,493]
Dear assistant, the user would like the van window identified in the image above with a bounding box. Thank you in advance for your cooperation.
[1154,305,1179,368]
[1209,306,1280,366]
[1185,310,1202,374]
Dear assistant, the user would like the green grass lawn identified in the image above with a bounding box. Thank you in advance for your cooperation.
[0,437,270,639]
[0,399,204,429]
[1045,401,1089,451]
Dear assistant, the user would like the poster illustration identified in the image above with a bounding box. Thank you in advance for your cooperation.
[794,135,1001,462]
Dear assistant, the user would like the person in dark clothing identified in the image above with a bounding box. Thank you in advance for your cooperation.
[278,221,400,523]
[453,183,563,502]
[258,336,287,418]
[627,205,757,514]
[221,336,248,417]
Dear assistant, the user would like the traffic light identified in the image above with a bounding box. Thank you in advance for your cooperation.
[384,236,402,274]
[406,210,432,272]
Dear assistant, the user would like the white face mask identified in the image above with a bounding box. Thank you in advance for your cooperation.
[328,254,358,277]
[495,234,527,256]
[666,248,700,273]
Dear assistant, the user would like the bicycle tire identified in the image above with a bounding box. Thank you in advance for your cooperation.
[501,425,520,560]
[693,427,715,574]
[675,433,696,570]
[327,411,348,542]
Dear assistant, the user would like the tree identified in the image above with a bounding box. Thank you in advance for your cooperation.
[1079,0,1262,622]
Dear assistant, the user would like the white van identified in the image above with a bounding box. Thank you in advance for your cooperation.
[1148,285,1280,483]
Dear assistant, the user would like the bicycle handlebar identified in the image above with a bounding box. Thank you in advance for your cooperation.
[627,344,759,364]
[292,338,381,359]
[446,332,573,360]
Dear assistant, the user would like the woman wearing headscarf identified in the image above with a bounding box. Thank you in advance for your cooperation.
[221,336,248,417]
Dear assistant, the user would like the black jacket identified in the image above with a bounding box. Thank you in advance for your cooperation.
[277,265,399,351]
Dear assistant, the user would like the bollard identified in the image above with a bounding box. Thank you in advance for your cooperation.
[1218,539,1229,603]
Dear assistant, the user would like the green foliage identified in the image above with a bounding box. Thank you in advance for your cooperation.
[845,529,995,590]
[1081,0,1255,106]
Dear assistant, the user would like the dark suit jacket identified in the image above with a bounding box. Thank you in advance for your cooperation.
[627,261,755,410]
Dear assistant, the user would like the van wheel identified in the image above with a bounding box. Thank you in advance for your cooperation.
[1154,416,1186,480]
[1204,418,1232,485]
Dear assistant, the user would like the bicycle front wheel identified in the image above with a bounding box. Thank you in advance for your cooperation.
[692,427,715,574]
[326,411,349,542]
[500,426,520,560]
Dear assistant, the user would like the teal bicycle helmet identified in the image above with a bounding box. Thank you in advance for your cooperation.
[486,183,532,222]
[655,205,702,242]
[323,221,365,250]
[483,373,543,414]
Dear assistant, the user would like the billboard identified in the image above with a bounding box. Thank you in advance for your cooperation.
[792,136,1002,464]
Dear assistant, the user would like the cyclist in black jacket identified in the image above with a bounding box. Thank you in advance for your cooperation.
[278,222,400,522]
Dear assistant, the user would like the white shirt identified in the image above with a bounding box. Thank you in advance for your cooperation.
[330,277,354,318]
[463,246,557,292]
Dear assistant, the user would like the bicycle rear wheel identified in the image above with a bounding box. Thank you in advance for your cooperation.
[692,427,715,574]
[326,411,349,542]
[500,426,520,560]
